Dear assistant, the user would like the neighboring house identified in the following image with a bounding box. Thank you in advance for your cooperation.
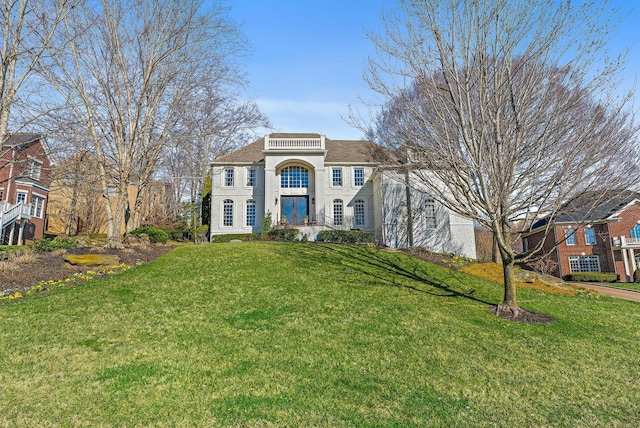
[209,133,476,258]
[47,151,171,236]
[0,133,52,245]
[522,191,640,282]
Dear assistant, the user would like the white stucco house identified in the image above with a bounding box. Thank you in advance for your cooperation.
[209,133,476,258]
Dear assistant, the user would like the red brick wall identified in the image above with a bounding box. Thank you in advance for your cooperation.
[0,139,52,240]
[554,223,614,278]
[608,202,640,281]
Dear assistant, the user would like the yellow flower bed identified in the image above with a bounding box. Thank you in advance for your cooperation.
[1,263,131,303]
[461,262,575,295]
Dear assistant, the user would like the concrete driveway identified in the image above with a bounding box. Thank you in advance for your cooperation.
[570,283,640,302]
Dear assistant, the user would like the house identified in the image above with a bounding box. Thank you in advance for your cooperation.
[46,150,171,236]
[522,191,640,282]
[209,133,476,258]
[0,133,52,245]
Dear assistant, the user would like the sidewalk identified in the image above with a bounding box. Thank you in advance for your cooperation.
[570,283,640,302]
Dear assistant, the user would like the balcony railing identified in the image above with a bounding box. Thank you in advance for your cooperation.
[1,201,32,229]
[264,135,325,151]
[611,235,640,248]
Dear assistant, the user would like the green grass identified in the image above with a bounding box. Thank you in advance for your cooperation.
[601,282,640,292]
[1,242,639,426]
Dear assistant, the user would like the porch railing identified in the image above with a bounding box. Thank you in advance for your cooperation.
[1,202,32,230]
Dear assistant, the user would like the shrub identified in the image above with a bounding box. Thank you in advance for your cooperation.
[564,272,619,282]
[129,226,169,244]
[262,211,273,236]
[267,228,300,242]
[634,268,640,283]
[29,236,78,252]
[211,234,260,243]
[318,230,374,244]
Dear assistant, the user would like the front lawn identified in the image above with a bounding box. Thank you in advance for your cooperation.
[0,243,638,426]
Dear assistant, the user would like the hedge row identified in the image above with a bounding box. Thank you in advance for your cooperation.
[634,268,640,283]
[318,230,373,244]
[565,272,619,283]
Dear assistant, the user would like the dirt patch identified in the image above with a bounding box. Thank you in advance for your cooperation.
[0,244,174,293]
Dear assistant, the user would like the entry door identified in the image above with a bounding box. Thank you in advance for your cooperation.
[282,196,308,224]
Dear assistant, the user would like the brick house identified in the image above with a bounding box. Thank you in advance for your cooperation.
[0,133,52,244]
[522,191,640,282]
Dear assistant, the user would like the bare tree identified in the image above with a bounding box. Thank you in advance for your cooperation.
[360,0,639,317]
[161,86,269,227]
[0,0,72,181]
[40,0,249,247]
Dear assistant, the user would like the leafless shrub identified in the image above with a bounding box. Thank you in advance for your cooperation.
[529,257,559,277]
[51,249,68,257]
[0,261,17,274]
[89,246,105,254]
[13,252,37,265]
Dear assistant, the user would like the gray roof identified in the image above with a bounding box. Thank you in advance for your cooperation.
[212,134,394,165]
[2,133,43,148]
[531,190,640,229]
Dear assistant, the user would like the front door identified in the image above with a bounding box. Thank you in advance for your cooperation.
[282,196,308,225]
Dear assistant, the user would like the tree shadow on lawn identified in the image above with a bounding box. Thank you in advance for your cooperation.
[315,244,493,306]
[315,245,555,324]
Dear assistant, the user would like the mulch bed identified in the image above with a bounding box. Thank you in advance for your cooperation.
[489,305,556,323]
[0,245,174,293]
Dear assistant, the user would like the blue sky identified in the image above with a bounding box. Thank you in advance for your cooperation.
[227,0,639,141]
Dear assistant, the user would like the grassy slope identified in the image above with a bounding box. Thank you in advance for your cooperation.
[0,242,639,427]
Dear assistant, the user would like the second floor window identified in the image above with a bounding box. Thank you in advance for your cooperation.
[17,192,27,204]
[280,166,309,188]
[631,224,640,239]
[332,168,342,186]
[584,228,596,245]
[354,168,364,186]
[247,168,256,187]
[25,159,42,180]
[565,228,576,245]
[224,168,234,187]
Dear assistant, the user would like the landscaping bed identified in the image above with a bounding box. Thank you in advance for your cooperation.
[0,244,174,294]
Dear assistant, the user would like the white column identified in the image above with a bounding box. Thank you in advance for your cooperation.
[17,220,25,245]
[8,221,16,246]
[314,168,326,223]
[629,249,637,273]
[263,167,277,228]
[621,247,630,282]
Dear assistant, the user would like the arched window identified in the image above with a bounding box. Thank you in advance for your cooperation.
[280,166,309,188]
[333,199,343,226]
[631,224,640,239]
[354,199,365,227]
[246,199,256,227]
[223,199,233,227]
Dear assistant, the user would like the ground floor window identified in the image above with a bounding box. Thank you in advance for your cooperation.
[246,199,256,227]
[223,199,233,227]
[333,199,343,226]
[31,195,45,218]
[568,255,600,273]
[354,199,365,227]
